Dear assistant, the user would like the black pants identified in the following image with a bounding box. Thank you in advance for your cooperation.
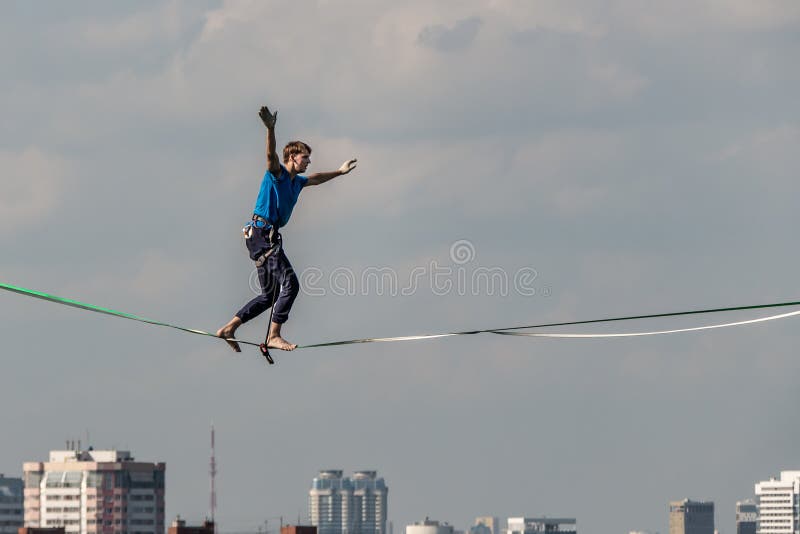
[235,226,299,324]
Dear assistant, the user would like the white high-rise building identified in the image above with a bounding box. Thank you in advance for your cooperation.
[0,475,24,534]
[755,471,800,534]
[23,448,165,534]
[309,470,351,534]
[308,470,388,534]
[406,519,453,534]
[351,471,387,534]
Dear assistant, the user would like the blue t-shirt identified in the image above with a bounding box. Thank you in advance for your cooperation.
[253,165,308,228]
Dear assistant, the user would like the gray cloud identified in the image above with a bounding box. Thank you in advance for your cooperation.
[417,16,483,52]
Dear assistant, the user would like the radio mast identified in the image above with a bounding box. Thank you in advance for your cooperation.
[210,423,217,533]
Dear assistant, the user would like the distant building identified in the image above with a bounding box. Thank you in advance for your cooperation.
[23,448,165,534]
[472,518,499,534]
[168,517,215,534]
[406,519,453,534]
[507,517,576,534]
[669,500,714,534]
[736,501,757,534]
[351,472,388,534]
[755,471,800,534]
[281,526,317,534]
[0,475,24,534]
[308,471,352,534]
[308,470,387,534]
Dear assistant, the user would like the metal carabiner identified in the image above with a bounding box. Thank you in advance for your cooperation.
[242,222,254,239]
[259,343,275,364]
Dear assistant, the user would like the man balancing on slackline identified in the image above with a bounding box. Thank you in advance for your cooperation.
[217,105,357,353]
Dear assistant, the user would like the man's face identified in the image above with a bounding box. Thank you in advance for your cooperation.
[292,152,311,172]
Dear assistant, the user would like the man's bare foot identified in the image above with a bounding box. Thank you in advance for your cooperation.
[216,316,242,352]
[267,321,297,351]
[267,335,297,351]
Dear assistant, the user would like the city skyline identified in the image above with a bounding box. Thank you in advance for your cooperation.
[4,444,798,534]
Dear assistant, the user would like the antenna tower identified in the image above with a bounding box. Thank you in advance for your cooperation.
[210,424,217,532]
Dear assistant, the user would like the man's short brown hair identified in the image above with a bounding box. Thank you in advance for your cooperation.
[283,141,312,163]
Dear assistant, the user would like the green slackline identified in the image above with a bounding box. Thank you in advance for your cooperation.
[0,281,260,346]
[2,281,800,351]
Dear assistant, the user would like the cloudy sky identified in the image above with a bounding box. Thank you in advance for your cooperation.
[2,1,800,534]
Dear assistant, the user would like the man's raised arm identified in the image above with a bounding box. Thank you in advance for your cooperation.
[259,106,281,175]
[306,158,358,186]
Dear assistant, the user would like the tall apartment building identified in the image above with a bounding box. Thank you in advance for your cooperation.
[737,500,757,534]
[669,500,714,534]
[23,449,165,534]
[0,475,24,534]
[507,517,576,534]
[755,470,800,534]
[309,471,350,534]
[308,470,387,534]
[351,472,387,534]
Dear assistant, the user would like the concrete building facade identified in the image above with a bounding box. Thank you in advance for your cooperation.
[0,475,24,534]
[737,500,757,534]
[406,519,453,534]
[23,449,165,534]
[669,500,714,534]
[755,471,800,534]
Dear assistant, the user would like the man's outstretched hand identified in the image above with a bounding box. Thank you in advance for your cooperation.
[259,106,278,129]
[339,158,358,175]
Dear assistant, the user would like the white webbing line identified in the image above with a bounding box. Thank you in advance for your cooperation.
[490,309,800,338]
